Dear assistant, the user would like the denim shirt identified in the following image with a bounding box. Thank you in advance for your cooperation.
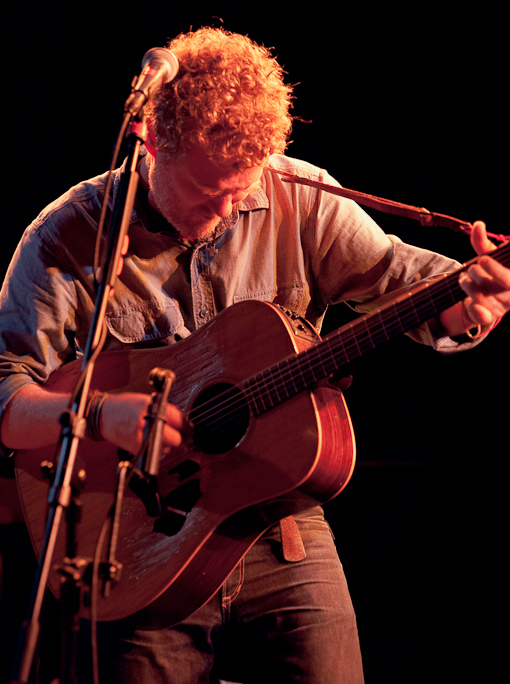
[0,153,470,446]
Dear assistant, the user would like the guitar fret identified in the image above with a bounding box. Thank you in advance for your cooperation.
[320,336,340,374]
[276,360,299,402]
[361,317,376,349]
[299,351,319,387]
[271,361,289,404]
[246,357,303,417]
[263,367,279,408]
[243,381,263,415]
[376,310,391,342]
[258,369,276,411]
[336,329,351,365]
[312,345,330,378]
[240,240,510,420]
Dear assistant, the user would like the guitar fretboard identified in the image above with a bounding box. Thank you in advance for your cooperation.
[244,241,510,416]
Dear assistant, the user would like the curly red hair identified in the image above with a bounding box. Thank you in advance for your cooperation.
[145,27,294,168]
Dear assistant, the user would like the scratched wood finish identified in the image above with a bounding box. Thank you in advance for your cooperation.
[15,301,355,626]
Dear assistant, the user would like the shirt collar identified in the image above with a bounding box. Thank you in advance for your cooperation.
[239,185,269,212]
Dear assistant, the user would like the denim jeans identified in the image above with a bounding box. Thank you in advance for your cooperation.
[78,507,364,683]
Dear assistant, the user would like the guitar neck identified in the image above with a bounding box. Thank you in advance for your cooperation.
[246,241,510,415]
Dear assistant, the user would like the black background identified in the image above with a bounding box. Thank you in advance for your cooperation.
[1,2,508,682]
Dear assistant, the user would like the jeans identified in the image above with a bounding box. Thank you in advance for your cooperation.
[78,507,364,683]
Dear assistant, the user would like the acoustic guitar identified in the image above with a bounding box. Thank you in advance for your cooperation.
[15,240,510,627]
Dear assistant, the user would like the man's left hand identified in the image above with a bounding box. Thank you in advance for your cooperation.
[458,220,510,327]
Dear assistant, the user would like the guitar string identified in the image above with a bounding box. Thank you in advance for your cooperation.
[184,242,510,437]
[185,279,454,427]
[188,302,432,431]
[181,306,428,436]
[186,291,467,441]
[184,246,510,436]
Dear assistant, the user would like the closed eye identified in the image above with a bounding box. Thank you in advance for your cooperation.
[198,179,262,199]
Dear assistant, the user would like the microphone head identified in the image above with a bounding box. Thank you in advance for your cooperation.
[149,367,176,389]
[141,47,179,83]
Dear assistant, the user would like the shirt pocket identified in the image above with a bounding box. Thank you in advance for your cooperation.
[105,299,191,345]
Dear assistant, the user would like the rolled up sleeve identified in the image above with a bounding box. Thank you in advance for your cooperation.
[0,223,80,454]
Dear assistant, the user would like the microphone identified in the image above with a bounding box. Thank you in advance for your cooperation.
[129,366,176,517]
[124,47,179,116]
[149,366,176,390]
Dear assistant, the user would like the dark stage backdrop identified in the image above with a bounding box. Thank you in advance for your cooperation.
[1,2,507,682]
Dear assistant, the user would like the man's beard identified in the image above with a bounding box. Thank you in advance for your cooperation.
[149,165,222,240]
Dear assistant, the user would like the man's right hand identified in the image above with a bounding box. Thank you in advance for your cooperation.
[101,391,185,455]
[0,384,185,455]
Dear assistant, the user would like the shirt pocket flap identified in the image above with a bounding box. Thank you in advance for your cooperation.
[106,300,190,344]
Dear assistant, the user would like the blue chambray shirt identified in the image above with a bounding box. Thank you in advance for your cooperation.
[0,153,468,452]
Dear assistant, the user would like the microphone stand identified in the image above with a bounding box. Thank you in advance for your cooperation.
[12,113,148,684]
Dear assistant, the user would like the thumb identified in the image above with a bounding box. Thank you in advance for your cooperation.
[470,220,497,256]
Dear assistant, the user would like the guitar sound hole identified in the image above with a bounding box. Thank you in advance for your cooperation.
[190,383,250,454]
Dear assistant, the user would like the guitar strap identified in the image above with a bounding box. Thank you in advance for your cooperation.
[273,170,510,243]
[280,515,306,561]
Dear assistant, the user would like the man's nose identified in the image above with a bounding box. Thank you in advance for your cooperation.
[211,194,233,218]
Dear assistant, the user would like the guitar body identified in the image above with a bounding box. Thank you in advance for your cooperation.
[15,300,356,626]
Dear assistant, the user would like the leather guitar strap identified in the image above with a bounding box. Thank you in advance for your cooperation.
[276,172,475,233]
